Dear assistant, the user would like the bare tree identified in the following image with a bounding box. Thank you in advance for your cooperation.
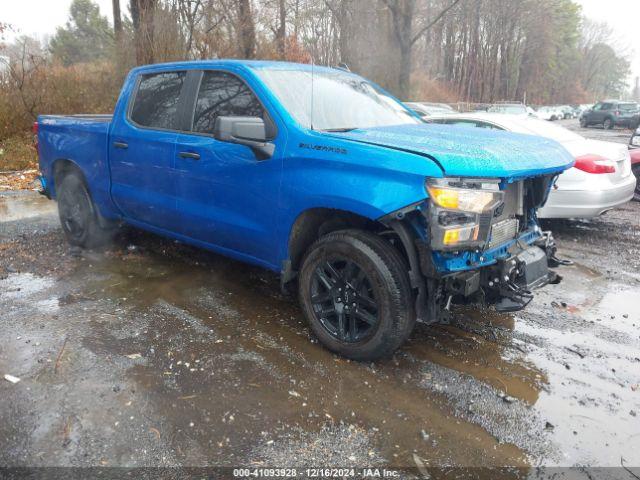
[112,0,123,43]
[130,0,158,65]
[275,0,286,58]
[237,0,256,58]
[382,0,462,98]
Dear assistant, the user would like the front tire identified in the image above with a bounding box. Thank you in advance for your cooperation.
[298,230,415,361]
[57,172,116,248]
[580,117,588,128]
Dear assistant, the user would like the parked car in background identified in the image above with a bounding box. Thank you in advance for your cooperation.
[35,60,574,359]
[486,103,532,117]
[552,106,566,120]
[533,106,559,121]
[560,106,576,119]
[428,112,635,218]
[405,102,454,118]
[631,126,640,148]
[631,127,640,200]
[580,101,639,129]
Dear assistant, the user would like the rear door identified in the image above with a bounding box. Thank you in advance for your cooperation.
[109,70,187,231]
[589,103,604,123]
[172,70,284,267]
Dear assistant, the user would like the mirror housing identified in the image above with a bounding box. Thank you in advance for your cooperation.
[214,116,275,160]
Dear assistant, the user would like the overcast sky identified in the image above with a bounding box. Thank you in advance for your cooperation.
[2,0,639,85]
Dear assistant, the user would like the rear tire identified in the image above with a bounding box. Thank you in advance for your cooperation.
[57,172,116,248]
[298,229,415,361]
[604,117,614,130]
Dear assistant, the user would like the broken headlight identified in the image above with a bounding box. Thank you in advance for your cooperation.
[426,178,504,249]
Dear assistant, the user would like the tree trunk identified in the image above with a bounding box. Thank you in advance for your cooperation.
[276,0,286,59]
[130,0,156,65]
[238,0,256,58]
[398,42,412,100]
[112,0,123,42]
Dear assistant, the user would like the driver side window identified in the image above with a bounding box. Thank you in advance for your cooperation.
[192,71,264,134]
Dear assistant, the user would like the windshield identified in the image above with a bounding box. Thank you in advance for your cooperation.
[255,68,421,130]
[487,105,527,114]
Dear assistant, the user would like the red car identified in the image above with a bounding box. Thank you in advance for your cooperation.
[631,128,640,200]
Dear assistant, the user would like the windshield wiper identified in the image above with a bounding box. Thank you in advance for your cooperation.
[322,127,357,132]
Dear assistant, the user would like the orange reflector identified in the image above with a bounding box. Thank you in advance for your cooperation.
[442,225,479,246]
[443,229,460,245]
[428,187,459,210]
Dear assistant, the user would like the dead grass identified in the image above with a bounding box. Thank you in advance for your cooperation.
[0,133,39,190]
[0,132,38,172]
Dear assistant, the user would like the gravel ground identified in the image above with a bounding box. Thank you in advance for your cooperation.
[1,122,639,478]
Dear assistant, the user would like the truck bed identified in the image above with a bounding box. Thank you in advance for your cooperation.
[38,113,115,217]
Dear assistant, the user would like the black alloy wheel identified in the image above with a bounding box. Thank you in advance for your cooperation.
[298,229,415,361]
[310,258,378,343]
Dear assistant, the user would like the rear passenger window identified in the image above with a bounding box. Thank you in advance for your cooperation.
[130,71,186,129]
[192,71,264,134]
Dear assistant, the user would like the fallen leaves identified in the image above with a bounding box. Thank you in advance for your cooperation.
[0,169,39,191]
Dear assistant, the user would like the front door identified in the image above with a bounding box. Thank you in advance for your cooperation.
[109,70,187,231]
[173,70,284,267]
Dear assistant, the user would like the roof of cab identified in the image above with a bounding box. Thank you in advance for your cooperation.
[129,59,347,76]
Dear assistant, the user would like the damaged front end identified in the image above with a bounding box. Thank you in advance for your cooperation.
[382,174,566,324]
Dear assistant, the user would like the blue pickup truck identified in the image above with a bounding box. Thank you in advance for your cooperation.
[37,60,573,360]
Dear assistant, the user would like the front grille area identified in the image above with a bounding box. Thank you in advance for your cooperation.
[488,218,519,248]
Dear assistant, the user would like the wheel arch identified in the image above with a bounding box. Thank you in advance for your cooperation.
[282,207,386,283]
[52,158,88,197]
[52,158,117,229]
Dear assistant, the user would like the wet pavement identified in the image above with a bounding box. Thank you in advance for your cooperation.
[1,126,639,476]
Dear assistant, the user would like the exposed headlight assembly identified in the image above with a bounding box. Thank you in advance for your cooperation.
[426,178,504,249]
[426,178,503,213]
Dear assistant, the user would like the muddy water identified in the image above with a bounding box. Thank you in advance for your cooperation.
[0,193,57,222]
[74,248,529,468]
[1,192,640,471]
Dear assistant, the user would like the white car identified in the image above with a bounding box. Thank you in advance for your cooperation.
[405,102,455,119]
[533,106,557,121]
[428,113,635,218]
[486,103,532,118]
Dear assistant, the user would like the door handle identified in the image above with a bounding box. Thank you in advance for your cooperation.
[113,141,128,149]
[178,151,200,160]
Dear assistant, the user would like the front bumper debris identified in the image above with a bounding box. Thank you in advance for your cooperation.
[417,231,565,321]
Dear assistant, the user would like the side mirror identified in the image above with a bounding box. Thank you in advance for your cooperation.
[214,116,275,160]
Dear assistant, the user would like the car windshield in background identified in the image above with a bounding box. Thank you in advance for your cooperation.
[619,103,638,112]
[255,68,421,131]
[487,105,527,115]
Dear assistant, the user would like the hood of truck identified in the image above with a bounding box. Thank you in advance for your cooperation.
[330,123,575,180]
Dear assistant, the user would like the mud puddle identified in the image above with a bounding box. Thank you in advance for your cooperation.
[73,247,531,468]
[2,192,640,472]
[0,192,56,222]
